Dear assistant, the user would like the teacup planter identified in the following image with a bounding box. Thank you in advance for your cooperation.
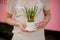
[25,22,36,31]
[22,6,42,31]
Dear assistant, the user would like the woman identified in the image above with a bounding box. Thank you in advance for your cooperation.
[6,0,50,40]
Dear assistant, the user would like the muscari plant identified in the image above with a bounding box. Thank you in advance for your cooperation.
[22,5,42,22]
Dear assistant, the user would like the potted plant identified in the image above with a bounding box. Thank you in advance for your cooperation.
[22,6,42,31]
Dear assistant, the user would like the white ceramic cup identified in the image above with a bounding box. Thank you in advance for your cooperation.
[25,22,37,31]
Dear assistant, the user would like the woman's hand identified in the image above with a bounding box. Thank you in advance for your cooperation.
[20,23,35,32]
[17,22,27,32]
[35,19,49,28]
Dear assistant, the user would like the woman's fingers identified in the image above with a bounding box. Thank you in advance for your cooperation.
[22,23,27,28]
[20,26,27,32]
[19,23,28,32]
[36,21,48,28]
[35,21,45,28]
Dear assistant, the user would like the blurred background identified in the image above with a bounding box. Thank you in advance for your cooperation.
[0,0,60,40]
